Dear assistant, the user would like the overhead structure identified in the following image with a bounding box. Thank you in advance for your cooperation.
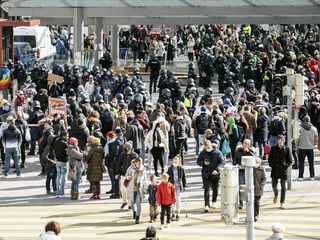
[6,0,320,25]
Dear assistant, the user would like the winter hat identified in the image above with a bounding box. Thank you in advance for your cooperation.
[87,135,94,143]
[223,98,232,106]
[271,222,286,233]
[92,137,100,145]
[69,137,78,146]
[303,115,310,123]
[200,106,207,113]
[123,141,133,150]
[277,135,285,141]
[107,131,115,139]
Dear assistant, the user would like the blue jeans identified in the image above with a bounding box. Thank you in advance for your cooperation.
[132,191,142,217]
[107,167,115,192]
[46,164,57,192]
[56,161,68,195]
[71,164,83,193]
[30,127,39,152]
[238,170,245,206]
[269,135,278,147]
[4,147,21,176]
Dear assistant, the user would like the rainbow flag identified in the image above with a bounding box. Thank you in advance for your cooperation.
[0,67,11,90]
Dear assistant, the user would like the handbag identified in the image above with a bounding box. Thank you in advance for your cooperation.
[221,140,231,155]
[264,144,271,155]
[25,126,31,142]
[123,178,131,187]
[67,167,77,181]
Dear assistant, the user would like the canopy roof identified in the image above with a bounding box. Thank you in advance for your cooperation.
[6,0,320,24]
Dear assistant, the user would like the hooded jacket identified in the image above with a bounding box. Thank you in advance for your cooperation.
[2,124,22,149]
[297,121,318,149]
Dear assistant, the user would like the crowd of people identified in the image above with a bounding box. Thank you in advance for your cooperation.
[0,24,319,236]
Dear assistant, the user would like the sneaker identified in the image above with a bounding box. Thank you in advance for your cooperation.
[120,203,128,209]
[16,174,23,178]
[204,205,209,213]
[1,175,8,179]
[280,203,285,209]
[160,224,164,230]
[106,189,115,194]
[165,223,170,228]
[175,215,180,221]
[38,172,46,177]
[298,177,303,181]
[273,195,278,204]
[310,177,315,181]
[211,202,217,209]
[171,214,175,221]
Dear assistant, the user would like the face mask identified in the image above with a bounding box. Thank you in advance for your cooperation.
[206,148,212,152]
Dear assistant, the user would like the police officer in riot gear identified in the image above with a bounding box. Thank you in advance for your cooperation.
[145,56,161,93]
[158,88,172,110]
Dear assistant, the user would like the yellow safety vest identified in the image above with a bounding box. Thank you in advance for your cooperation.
[184,97,193,108]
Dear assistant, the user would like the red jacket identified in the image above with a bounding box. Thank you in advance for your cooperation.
[156,181,176,205]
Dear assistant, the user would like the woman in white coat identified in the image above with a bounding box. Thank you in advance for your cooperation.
[187,34,195,62]
[125,157,147,224]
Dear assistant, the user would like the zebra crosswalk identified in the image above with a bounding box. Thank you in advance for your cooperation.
[0,173,319,240]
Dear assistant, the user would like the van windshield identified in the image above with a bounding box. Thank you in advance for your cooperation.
[14,36,36,48]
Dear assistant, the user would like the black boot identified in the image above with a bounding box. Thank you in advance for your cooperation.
[135,216,140,224]
[149,216,153,223]
[133,211,136,219]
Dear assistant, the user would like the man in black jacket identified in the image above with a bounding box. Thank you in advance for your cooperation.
[197,140,225,212]
[173,111,187,164]
[115,141,138,209]
[268,135,292,209]
[54,131,69,198]
[2,116,22,178]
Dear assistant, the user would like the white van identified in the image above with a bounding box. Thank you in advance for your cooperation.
[14,26,55,67]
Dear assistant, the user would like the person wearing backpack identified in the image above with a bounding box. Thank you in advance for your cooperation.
[195,106,210,147]
[269,112,286,147]
[173,111,187,165]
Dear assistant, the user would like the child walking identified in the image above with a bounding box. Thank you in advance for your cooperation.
[167,155,186,221]
[147,174,159,223]
[156,173,176,229]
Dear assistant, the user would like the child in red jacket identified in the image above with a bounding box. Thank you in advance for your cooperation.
[156,173,176,229]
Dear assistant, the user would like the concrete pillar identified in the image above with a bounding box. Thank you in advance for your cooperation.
[242,156,255,240]
[220,164,239,224]
[73,8,84,66]
[111,25,119,67]
[94,17,104,66]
